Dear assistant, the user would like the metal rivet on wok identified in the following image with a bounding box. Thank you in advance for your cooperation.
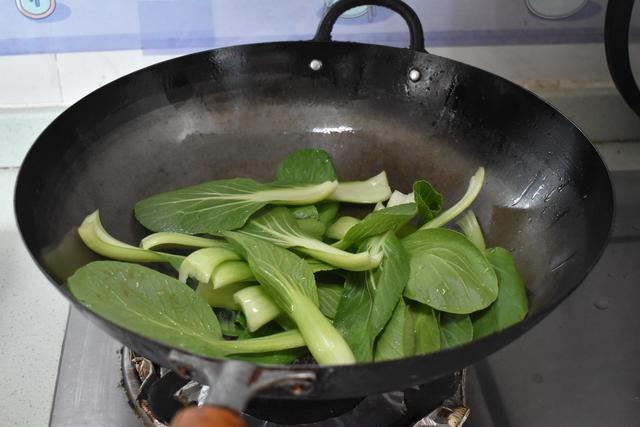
[409,68,421,82]
[309,59,323,71]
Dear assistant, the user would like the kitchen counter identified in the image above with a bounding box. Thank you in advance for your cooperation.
[0,168,68,426]
[0,109,638,425]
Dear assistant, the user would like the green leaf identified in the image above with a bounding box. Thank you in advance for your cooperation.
[421,167,484,229]
[67,261,306,358]
[439,313,473,349]
[413,180,443,225]
[238,207,380,271]
[134,178,337,235]
[317,283,343,319]
[333,272,374,362]
[410,303,440,355]
[225,232,318,307]
[224,232,355,365]
[305,258,337,272]
[317,202,340,226]
[403,229,498,314]
[275,149,337,184]
[333,233,410,362]
[368,234,410,340]
[472,247,528,339]
[215,309,247,337]
[290,205,319,220]
[296,218,326,240]
[335,204,417,249]
[374,299,415,361]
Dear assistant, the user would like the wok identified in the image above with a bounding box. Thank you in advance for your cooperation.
[14,0,613,425]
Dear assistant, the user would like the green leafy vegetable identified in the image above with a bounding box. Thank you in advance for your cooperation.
[333,233,410,362]
[290,205,319,220]
[233,322,308,365]
[439,313,474,349]
[334,204,417,250]
[317,202,340,226]
[456,210,486,251]
[233,285,282,332]
[178,247,240,283]
[238,207,381,271]
[295,218,326,240]
[410,302,441,355]
[367,234,410,340]
[413,180,443,225]
[373,299,415,361]
[403,228,498,314]
[317,283,343,319]
[78,210,183,270]
[387,190,414,207]
[327,171,392,203]
[140,232,226,251]
[67,261,305,357]
[472,247,528,338]
[326,216,360,241]
[72,148,528,367]
[196,282,248,309]
[211,261,255,288]
[275,149,337,184]
[224,232,355,365]
[134,178,338,235]
[332,272,374,362]
[421,167,485,229]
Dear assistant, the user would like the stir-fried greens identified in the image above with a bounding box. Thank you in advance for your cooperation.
[68,148,528,365]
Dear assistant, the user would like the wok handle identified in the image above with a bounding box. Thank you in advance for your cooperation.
[313,0,425,52]
[171,406,246,427]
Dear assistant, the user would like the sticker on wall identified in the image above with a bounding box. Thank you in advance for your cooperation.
[15,0,56,19]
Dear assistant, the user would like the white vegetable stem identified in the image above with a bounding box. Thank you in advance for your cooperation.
[140,232,226,250]
[178,247,240,283]
[387,190,415,207]
[233,286,281,332]
[289,292,356,365]
[78,210,166,263]
[421,167,485,229]
[196,282,248,309]
[456,210,486,251]
[212,261,255,289]
[327,171,391,203]
[259,181,338,205]
[326,216,360,241]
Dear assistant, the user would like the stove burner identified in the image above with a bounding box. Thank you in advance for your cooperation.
[121,348,469,426]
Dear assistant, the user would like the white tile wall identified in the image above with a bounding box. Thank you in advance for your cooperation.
[56,50,173,104]
[0,43,618,108]
[0,53,62,106]
[431,43,610,83]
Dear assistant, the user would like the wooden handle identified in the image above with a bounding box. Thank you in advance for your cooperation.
[170,406,246,427]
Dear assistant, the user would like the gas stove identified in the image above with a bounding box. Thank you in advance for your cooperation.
[49,170,640,427]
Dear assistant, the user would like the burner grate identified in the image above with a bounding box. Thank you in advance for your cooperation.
[121,348,469,426]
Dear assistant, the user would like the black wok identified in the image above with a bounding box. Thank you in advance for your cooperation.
[14,0,613,425]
